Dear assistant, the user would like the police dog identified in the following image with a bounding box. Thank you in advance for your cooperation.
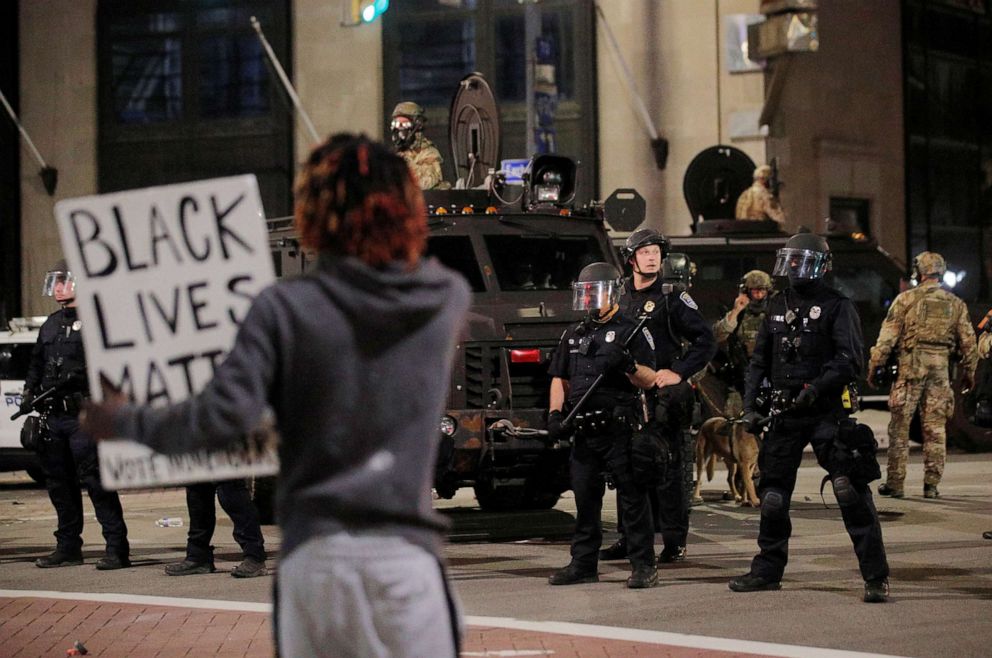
[692,393,760,506]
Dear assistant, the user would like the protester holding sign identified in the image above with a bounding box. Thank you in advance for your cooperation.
[23,260,130,570]
[82,134,469,657]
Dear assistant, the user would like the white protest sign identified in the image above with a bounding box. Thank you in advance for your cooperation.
[54,175,279,489]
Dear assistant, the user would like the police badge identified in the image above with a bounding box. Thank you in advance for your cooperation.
[605,330,616,343]
[809,306,821,320]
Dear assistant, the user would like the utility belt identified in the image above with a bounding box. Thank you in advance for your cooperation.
[572,406,637,439]
[756,383,859,418]
[38,394,87,416]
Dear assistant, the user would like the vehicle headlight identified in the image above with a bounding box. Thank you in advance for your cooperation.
[439,415,457,437]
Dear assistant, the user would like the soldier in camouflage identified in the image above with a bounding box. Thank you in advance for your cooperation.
[714,270,774,356]
[735,165,785,225]
[868,251,978,499]
[390,102,444,190]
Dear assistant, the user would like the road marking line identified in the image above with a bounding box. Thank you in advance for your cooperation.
[0,590,902,658]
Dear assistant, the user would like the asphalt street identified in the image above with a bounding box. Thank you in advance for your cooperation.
[1,409,990,657]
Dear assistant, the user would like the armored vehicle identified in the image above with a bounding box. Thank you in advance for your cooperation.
[268,196,621,511]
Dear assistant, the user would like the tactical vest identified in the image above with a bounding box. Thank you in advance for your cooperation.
[736,306,766,355]
[766,290,841,391]
[904,286,958,351]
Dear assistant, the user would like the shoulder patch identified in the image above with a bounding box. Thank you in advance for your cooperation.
[679,291,698,310]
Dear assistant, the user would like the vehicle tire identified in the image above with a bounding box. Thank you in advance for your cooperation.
[25,466,46,485]
[473,483,525,512]
[521,489,560,510]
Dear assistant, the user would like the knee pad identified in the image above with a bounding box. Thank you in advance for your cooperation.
[760,488,788,520]
[831,475,858,507]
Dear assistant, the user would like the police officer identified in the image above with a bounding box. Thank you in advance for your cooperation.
[546,262,659,589]
[21,260,130,570]
[600,229,716,565]
[165,478,268,578]
[729,233,891,603]
[867,252,978,499]
[390,101,444,190]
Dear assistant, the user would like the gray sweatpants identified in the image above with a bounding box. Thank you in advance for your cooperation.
[277,532,461,658]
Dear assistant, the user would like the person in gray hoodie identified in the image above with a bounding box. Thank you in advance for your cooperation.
[82,134,470,657]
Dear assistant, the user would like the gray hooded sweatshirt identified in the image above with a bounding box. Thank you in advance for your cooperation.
[114,253,470,559]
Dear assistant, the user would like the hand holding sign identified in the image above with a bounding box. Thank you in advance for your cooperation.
[80,375,128,441]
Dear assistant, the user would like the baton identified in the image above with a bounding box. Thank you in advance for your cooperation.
[9,385,58,421]
[563,311,652,428]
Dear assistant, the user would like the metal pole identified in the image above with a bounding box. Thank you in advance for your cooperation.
[251,16,321,145]
[594,2,659,141]
[524,4,539,156]
[0,89,49,169]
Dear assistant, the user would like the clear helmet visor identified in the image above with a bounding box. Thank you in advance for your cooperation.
[42,271,76,297]
[571,280,617,311]
[772,248,830,281]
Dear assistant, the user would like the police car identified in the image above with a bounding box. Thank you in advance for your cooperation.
[0,317,45,482]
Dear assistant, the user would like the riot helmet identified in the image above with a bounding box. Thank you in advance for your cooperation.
[572,262,621,312]
[912,251,946,282]
[662,253,695,290]
[620,228,669,262]
[390,101,425,151]
[42,259,76,302]
[772,233,832,282]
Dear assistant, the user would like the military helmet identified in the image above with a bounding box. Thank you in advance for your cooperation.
[572,262,621,311]
[741,270,773,291]
[42,258,75,298]
[913,251,946,279]
[621,228,669,262]
[390,101,425,151]
[754,164,772,180]
[391,101,425,120]
[772,232,832,281]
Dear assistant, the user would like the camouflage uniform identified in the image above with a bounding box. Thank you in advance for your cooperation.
[735,165,785,224]
[868,254,978,493]
[399,134,444,191]
[713,300,767,356]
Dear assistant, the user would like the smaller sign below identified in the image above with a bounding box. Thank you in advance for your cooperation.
[501,158,531,185]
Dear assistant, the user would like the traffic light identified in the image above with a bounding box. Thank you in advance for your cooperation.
[345,0,389,26]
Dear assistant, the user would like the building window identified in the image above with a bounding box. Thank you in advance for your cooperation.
[903,0,992,301]
[98,1,293,218]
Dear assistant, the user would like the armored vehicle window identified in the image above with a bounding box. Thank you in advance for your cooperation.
[484,234,604,291]
[426,236,486,292]
[831,267,897,312]
[0,344,32,381]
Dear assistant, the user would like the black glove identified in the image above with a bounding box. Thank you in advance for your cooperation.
[547,410,565,439]
[604,345,637,375]
[795,384,818,408]
[742,411,764,434]
[18,390,34,415]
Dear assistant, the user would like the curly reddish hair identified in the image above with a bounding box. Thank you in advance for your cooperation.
[294,133,427,268]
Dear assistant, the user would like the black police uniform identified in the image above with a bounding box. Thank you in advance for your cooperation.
[548,311,656,574]
[24,307,129,564]
[619,278,716,553]
[183,479,267,568]
[742,280,889,583]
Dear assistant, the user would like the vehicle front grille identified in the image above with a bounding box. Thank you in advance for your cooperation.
[460,342,554,410]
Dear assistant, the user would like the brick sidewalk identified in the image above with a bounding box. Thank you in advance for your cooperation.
[0,596,777,658]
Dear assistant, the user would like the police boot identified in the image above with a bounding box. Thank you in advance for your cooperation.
[164,559,216,576]
[863,578,889,603]
[878,483,904,499]
[598,538,628,561]
[626,565,658,589]
[924,484,940,499]
[658,545,687,564]
[35,549,84,568]
[95,555,131,571]
[728,573,781,593]
[548,563,599,586]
